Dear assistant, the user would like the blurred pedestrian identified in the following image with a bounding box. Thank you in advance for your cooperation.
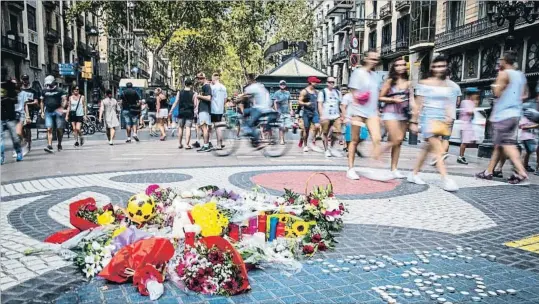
[67,86,87,147]
[99,89,120,145]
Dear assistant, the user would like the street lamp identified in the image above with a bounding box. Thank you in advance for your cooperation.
[487,1,539,48]
[86,25,100,104]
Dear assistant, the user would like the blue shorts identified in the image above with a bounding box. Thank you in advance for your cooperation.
[302,113,320,129]
[45,110,66,129]
[523,139,537,153]
[122,110,139,127]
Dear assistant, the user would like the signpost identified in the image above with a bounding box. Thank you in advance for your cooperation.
[83,61,93,98]
[58,63,75,76]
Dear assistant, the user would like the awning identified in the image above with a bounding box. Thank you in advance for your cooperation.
[119,78,148,88]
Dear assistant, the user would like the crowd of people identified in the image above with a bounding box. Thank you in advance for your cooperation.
[2,50,538,190]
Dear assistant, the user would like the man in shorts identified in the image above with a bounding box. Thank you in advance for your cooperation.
[18,74,38,155]
[476,50,529,184]
[1,68,23,163]
[170,78,197,149]
[298,76,323,153]
[195,72,213,152]
[120,82,141,143]
[210,73,227,149]
[40,75,67,153]
[318,77,345,157]
[272,80,292,145]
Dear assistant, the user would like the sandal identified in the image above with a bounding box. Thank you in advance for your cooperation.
[185,145,192,150]
[508,174,529,185]
[178,145,184,149]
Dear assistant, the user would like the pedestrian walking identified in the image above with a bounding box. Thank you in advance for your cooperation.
[1,68,23,163]
[140,100,148,129]
[318,77,345,157]
[155,88,168,141]
[346,51,385,180]
[99,89,120,145]
[519,101,538,172]
[272,80,292,145]
[67,86,87,147]
[120,82,141,143]
[298,77,323,153]
[210,73,227,150]
[18,74,38,155]
[170,78,197,149]
[475,50,529,184]
[195,73,213,152]
[457,88,480,165]
[378,57,414,178]
[40,75,68,153]
[408,55,459,191]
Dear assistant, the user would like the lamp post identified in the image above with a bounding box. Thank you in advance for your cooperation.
[86,25,99,106]
[478,1,539,158]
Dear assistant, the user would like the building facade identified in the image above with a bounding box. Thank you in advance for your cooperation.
[434,0,539,105]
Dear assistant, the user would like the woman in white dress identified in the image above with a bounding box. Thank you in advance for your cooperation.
[155,88,168,141]
[99,89,120,145]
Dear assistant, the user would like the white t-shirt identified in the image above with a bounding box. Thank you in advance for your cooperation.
[245,82,271,109]
[348,68,380,118]
[317,88,342,120]
[210,82,227,114]
[445,79,462,119]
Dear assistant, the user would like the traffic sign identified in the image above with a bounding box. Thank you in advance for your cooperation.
[82,72,92,79]
[59,63,75,76]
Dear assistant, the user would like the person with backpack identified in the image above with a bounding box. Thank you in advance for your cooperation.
[272,80,292,145]
[318,77,345,157]
[170,78,197,149]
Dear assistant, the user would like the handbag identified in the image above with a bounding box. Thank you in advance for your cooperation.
[431,120,451,136]
[69,96,81,118]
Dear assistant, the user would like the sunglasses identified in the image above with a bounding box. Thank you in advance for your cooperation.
[327,81,335,84]
[432,65,447,68]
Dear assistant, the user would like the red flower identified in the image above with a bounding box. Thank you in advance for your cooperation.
[303,244,315,254]
[288,198,295,204]
[84,204,97,212]
[310,199,319,207]
[318,242,327,251]
[328,193,334,197]
[290,212,296,216]
[102,203,114,212]
[115,213,125,222]
[311,234,322,243]
[339,204,345,211]
[208,250,225,264]
[223,278,239,292]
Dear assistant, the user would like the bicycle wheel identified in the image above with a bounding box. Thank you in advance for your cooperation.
[261,125,290,157]
[87,123,96,135]
[212,126,240,157]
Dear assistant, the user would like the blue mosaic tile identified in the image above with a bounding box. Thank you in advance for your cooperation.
[228,294,255,304]
[157,297,181,304]
[250,291,274,301]
[269,287,295,298]
[103,289,125,301]
[288,285,314,294]
[207,298,232,304]
[280,295,306,304]
[180,294,204,304]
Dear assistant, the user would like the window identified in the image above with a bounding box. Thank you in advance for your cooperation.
[382,23,392,47]
[396,15,410,42]
[446,0,465,30]
[27,6,37,31]
[10,14,20,33]
[57,45,62,62]
[478,1,488,19]
[29,43,38,68]
[368,30,377,51]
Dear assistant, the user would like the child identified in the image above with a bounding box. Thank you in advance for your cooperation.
[341,92,364,157]
[519,113,538,173]
[457,87,480,165]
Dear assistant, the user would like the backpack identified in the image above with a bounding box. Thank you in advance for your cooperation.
[321,88,341,103]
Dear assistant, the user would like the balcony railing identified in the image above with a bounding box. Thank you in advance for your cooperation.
[380,39,410,58]
[42,0,57,10]
[327,0,355,17]
[45,28,59,43]
[140,69,150,78]
[395,0,410,11]
[1,36,28,57]
[367,12,378,27]
[334,18,352,34]
[331,49,349,64]
[410,27,435,48]
[380,2,392,19]
[435,16,532,49]
[64,36,74,50]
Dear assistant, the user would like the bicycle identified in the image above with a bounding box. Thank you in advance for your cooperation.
[213,110,291,158]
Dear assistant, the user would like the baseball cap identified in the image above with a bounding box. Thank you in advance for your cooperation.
[279,80,286,85]
[307,76,321,84]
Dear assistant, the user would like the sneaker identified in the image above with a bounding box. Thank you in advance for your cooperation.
[325,150,332,158]
[12,151,17,158]
[303,146,309,153]
[16,152,23,162]
[493,171,503,178]
[126,138,132,143]
[309,144,324,153]
[391,170,406,179]
[330,148,344,158]
[74,141,80,147]
[80,137,84,146]
[475,171,493,180]
[133,135,140,142]
[193,141,201,148]
[208,142,214,149]
[197,145,210,152]
[361,170,395,182]
[457,156,468,165]
[44,145,54,153]
[346,168,360,180]
[442,177,459,192]
[524,165,535,173]
[57,144,63,151]
[407,173,426,185]
[22,146,29,157]
[508,174,530,185]
[109,141,114,146]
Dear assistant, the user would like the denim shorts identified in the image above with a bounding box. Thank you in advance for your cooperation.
[122,110,139,127]
[45,110,66,129]
[523,139,537,153]
[302,113,320,129]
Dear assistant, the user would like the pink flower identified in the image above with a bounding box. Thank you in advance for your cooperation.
[102,203,114,212]
[176,263,186,276]
[84,204,97,212]
[310,199,319,207]
[145,184,160,196]
[311,234,322,243]
[318,242,327,251]
[303,244,315,254]
[202,281,217,294]
[223,278,239,293]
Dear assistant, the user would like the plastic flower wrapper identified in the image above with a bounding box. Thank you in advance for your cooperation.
[111,226,151,254]
[145,184,160,196]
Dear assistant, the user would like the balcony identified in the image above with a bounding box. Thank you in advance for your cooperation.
[395,0,410,12]
[7,1,24,12]
[140,69,150,78]
[367,12,378,27]
[380,3,392,20]
[328,35,334,43]
[45,28,59,44]
[380,39,410,59]
[42,0,57,10]
[409,26,435,50]
[1,36,28,58]
[434,16,533,50]
[327,0,354,17]
[331,49,349,65]
[64,36,74,51]
[47,63,60,76]
[334,18,353,35]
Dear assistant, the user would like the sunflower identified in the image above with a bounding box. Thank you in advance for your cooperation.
[292,221,309,236]
[278,214,289,223]
[285,228,295,238]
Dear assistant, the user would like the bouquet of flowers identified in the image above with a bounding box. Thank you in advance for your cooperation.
[236,236,301,275]
[73,231,115,278]
[301,225,335,256]
[301,184,346,233]
[191,202,229,237]
[146,185,177,208]
[76,202,126,226]
[177,240,247,295]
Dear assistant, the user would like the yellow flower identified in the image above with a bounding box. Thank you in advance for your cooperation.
[97,211,115,225]
[292,221,309,236]
[112,226,127,238]
[191,202,229,237]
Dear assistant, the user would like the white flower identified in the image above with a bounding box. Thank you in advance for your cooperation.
[325,198,340,211]
[84,255,95,264]
[105,244,116,252]
[326,215,335,222]
[83,265,95,278]
[275,244,286,252]
[91,241,101,251]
